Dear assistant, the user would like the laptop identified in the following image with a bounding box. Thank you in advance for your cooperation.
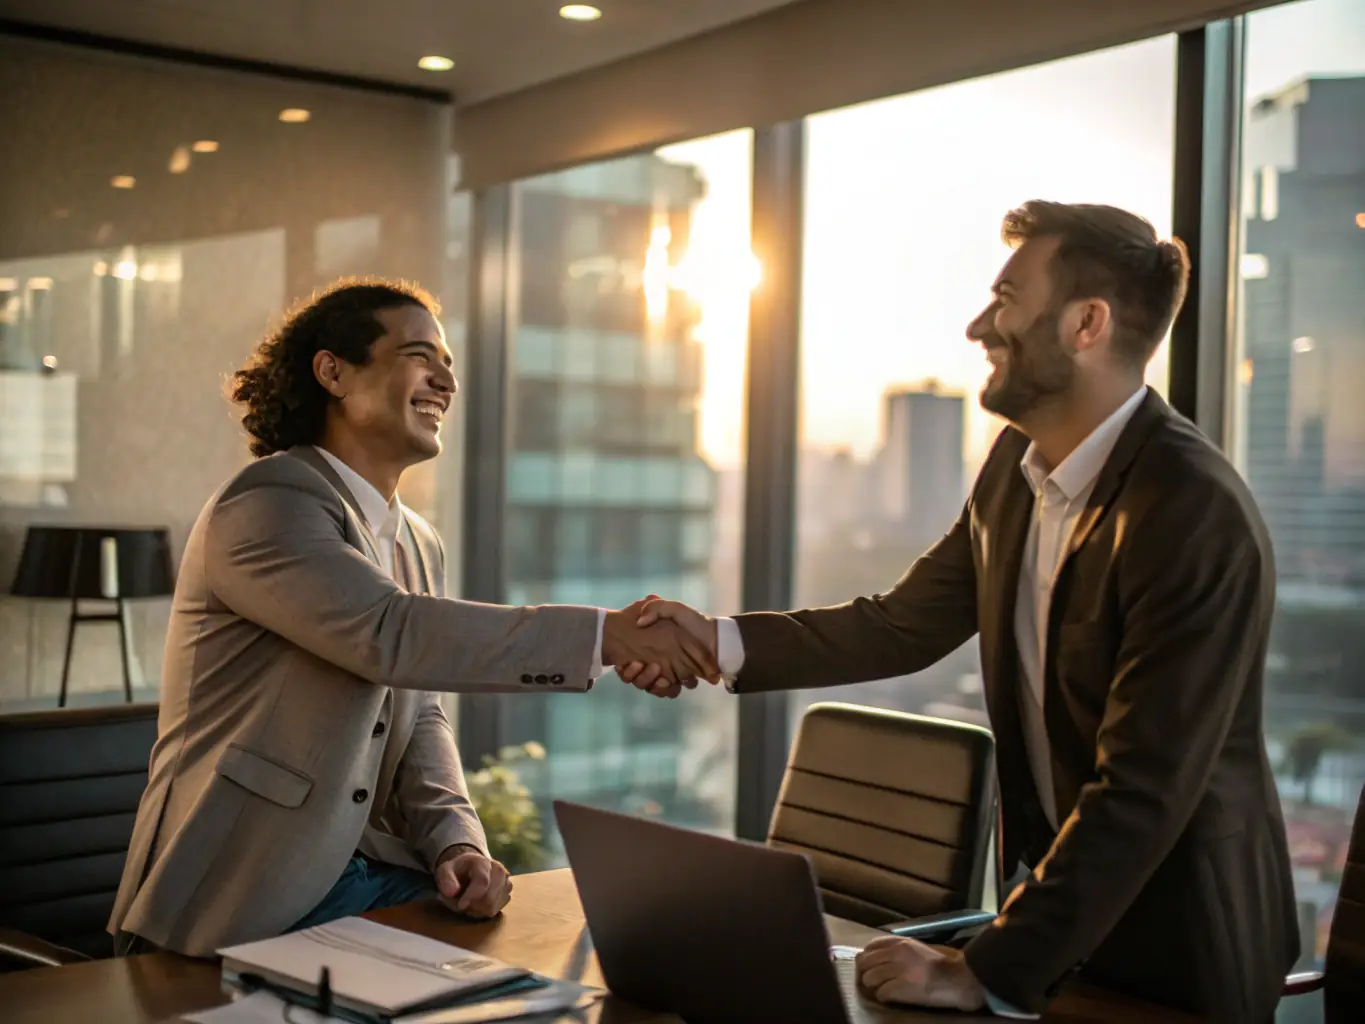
[554,800,901,1024]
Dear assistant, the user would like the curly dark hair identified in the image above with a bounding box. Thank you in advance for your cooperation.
[230,277,440,457]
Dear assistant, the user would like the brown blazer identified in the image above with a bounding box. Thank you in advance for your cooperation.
[732,391,1298,1021]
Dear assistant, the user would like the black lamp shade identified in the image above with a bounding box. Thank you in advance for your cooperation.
[10,526,175,601]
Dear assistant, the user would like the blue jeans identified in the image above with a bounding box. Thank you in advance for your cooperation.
[289,853,437,932]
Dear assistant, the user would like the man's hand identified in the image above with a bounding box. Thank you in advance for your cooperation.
[855,936,986,1011]
[618,600,719,697]
[434,846,512,919]
[602,598,717,696]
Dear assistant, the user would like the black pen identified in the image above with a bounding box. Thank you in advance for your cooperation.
[238,966,358,1022]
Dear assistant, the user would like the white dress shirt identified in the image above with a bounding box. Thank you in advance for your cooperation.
[1012,386,1146,829]
[313,446,607,676]
[314,447,405,579]
[712,388,1147,1019]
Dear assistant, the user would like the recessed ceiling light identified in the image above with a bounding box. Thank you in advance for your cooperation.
[168,146,191,174]
[418,55,455,72]
[1356,212,1365,229]
[110,175,136,189]
[279,108,311,123]
[192,140,219,153]
[559,5,601,21]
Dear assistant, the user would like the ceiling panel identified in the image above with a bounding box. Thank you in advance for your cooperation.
[0,0,802,102]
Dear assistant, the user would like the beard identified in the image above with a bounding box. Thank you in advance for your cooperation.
[979,305,1076,422]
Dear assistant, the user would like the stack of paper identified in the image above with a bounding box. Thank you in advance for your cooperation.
[215,917,550,1023]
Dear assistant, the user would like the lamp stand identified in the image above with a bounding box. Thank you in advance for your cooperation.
[57,596,134,708]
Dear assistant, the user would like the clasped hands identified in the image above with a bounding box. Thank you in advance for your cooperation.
[601,596,721,698]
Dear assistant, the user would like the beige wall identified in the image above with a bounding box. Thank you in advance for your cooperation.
[0,38,462,707]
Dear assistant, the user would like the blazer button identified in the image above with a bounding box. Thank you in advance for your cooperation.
[535,674,548,684]
[520,673,533,684]
[372,721,386,737]
[352,789,368,803]
[550,674,565,685]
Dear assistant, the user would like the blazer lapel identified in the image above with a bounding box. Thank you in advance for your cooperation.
[398,513,435,596]
[1059,389,1171,567]
[285,447,383,567]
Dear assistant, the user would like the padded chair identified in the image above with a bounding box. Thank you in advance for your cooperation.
[0,703,159,968]
[1281,783,1365,1021]
[768,702,999,942]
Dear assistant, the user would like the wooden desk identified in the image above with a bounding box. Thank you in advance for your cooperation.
[0,868,1196,1023]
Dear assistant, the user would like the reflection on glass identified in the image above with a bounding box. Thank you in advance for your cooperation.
[1231,0,1365,971]
[0,37,455,709]
[502,131,751,858]
[792,36,1176,729]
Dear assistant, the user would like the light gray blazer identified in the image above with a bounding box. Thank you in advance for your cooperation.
[108,448,598,956]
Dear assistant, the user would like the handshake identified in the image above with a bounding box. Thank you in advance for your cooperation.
[600,596,721,699]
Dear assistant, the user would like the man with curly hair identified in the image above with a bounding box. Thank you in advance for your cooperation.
[108,278,713,957]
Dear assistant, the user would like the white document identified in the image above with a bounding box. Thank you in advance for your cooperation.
[218,916,529,1019]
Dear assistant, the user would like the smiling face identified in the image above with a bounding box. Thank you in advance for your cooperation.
[967,235,1079,424]
[319,304,457,465]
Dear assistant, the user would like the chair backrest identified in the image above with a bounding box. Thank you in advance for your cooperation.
[767,702,997,926]
[1324,783,1365,1018]
[0,703,158,959]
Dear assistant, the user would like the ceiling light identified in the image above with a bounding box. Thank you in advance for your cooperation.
[418,55,455,72]
[1356,212,1365,229]
[110,175,136,189]
[279,108,311,123]
[168,146,191,174]
[192,140,219,153]
[559,5,602,21]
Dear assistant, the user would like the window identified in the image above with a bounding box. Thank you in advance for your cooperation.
[1231,0,1365,969]
[0,38,457,710]
[502,131,752,857]
[792,37,1177,729]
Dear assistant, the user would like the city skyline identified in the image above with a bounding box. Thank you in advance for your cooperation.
[660,0,1365,472]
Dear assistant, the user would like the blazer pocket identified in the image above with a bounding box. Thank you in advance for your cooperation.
[216,744,314,808]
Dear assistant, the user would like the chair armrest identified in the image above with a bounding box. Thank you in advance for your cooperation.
[882,909,998,942]
[1283,971,1325,997]
[0,927,91,968]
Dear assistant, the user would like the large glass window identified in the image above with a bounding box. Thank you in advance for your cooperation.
[502,131,752,860]
[0,38,459,710]
[791,37,1177,728]
[1231,0,1365,971]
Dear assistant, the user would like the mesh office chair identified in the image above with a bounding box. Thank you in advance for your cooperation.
[768,702,999,941]
[0,703,159,968]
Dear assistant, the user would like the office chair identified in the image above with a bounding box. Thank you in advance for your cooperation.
[0,703,159,968]
[1281,782,1365,1021]
[768,702,999,943]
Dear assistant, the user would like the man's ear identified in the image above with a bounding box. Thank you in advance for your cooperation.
[1068,298,1113,354]
[313,351,346,398]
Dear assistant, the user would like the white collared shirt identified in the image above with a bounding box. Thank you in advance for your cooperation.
[313,446,405,579]
[1013,386,1146,829]
[714,386,1149,829]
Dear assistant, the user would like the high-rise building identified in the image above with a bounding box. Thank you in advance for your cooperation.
[501,153,723,840]
[876,382,966,549]
[1242,75,1365,585]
